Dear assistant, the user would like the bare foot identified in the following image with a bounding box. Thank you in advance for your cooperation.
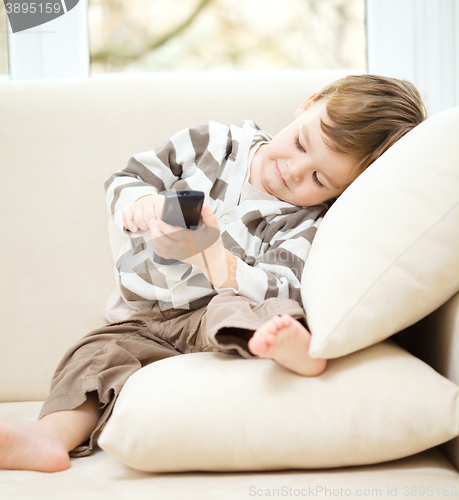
[248,314,327,376]
[0,420,70,472]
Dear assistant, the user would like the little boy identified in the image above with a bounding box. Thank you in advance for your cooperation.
[0,75,426,472]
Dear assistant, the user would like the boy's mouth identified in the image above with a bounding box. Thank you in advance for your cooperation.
[276,163,289,189]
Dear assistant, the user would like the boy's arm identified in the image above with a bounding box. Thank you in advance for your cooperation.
[148,204,239,290]
[194,228,315,304]
[179,246,239,291]
[150,204,326,306]
[104,122,230,225]
[104,141,180,222]
[216,206,327,306]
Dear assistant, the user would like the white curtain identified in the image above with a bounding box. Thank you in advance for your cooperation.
[366,0,458,115]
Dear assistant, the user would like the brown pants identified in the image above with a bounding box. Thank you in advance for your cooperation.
[39,292,306,457]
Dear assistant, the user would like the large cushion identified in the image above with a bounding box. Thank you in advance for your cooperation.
[98,344,459,472]
[302,106,459,359]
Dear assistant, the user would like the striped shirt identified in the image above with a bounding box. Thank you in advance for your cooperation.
[104,120,329,311]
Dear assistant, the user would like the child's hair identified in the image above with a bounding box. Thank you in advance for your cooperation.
[313,74,427,170]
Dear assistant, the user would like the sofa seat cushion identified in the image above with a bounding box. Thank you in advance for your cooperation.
[1,401,459,497]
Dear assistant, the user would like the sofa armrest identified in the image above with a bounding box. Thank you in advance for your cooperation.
[395,291,459,385]
[394,291,459,470]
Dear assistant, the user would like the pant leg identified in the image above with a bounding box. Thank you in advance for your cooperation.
[38,303,208,457]
[38,294,305,457]
[196,291,307,358]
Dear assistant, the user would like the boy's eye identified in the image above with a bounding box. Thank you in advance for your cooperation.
[312,172,324,188]
[294,135,306,152]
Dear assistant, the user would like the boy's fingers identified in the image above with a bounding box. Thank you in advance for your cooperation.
[153,219,182,237]
[132,211,150,232]
[149,220,188,248]
[149,219,176,238]
[149,222,175,257]
[123,211,137,232]
[124,195,167,233]
[148,219,160,232]
[149,221,161,239]
[201,203,219,229]
[142,205,156,228]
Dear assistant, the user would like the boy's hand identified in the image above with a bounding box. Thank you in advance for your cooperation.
[148,204,220,262]
[123,194,165,232]
[148,204,238,289]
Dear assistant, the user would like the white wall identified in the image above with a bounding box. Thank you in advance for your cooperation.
[366,0,459,115]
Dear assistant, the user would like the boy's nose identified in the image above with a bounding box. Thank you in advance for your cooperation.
[287,159,306,181]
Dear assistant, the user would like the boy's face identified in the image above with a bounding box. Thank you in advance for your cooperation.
[251,96,362,207]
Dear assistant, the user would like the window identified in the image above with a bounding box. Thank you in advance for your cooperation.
[88,0,366,74]
[367,0,459,114]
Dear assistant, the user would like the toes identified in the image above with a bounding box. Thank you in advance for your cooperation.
[248,334,270,357]
[265,332,277,344]
[264,320,278,336]
[271,316,284,329]
[279,314,293,328]
[271,314,294,331]
[249,315,300,359]
[254,324,270,341]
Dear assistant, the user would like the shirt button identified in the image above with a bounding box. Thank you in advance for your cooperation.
[173,285,183,294]
[221,215,231,224]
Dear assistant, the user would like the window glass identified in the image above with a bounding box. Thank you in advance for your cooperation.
[0,1,9,76]
[89,0,366,74]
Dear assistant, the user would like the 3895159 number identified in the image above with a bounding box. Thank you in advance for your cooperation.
[5,2,62,14]
[402,485,458,496]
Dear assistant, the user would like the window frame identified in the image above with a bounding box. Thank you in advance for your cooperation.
[7,0,89,80]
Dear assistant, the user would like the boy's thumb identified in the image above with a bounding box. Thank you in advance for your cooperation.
[201,204,219,229]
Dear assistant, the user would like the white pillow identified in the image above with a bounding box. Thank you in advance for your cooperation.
[98,345,459,472]
[302,106,459,359]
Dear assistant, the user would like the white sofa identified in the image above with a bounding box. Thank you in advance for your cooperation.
[1,70,459,499]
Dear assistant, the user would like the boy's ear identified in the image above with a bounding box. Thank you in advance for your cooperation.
[295,93,317,118]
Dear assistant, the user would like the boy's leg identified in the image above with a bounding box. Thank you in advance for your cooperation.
[248,314,327,376]
[0,304,186,472]
[199,292,326,376]
[0,294,322,472]
[0,392,102,472]
[199,291,307,357]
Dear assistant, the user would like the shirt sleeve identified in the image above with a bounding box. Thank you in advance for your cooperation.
[104,121,223,225]
[104,120,234,310]
[216,206,328,308]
